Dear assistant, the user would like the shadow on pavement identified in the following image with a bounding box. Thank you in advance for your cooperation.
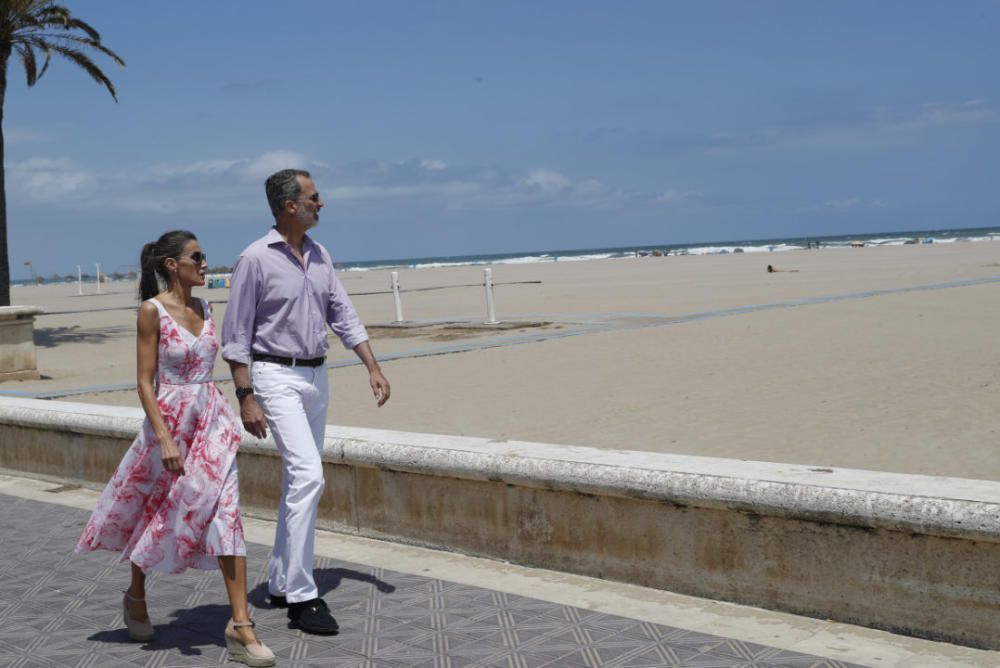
[88,602,230,656]
[248,566,396,609]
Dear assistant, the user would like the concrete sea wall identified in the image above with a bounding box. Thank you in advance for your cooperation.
[0,396,997,649]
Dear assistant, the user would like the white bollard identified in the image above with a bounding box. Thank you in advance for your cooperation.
[391,271,404,323]
[76,265,82,295]
[95,263,102,294]
[483,267,498,324]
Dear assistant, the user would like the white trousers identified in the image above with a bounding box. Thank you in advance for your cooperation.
[251,361,329,604]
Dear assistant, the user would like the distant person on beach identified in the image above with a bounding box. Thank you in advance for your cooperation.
[76,230,274,666]
[223,169,390,636]
[767,264,799,273]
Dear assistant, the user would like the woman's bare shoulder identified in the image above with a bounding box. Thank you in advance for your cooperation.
[137,300,161,330]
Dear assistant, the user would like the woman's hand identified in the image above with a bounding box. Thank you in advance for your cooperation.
[160,436,185,475]
[137,302,185,476]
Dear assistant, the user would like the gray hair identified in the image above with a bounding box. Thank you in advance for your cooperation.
[265,168,312,218]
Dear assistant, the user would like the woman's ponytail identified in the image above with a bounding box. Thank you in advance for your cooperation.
[137,230,197,302]
[139,242,161,301]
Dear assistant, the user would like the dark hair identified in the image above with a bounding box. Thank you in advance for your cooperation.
[139,230,197,300]
[265,168,311,218]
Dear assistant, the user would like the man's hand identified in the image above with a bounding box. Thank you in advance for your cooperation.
[353,341,390,407]
[370,368,391,407]
[160,436,185,475]
[240,395,268,439]
[228,362,267,438]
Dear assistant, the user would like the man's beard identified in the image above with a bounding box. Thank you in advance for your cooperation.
[297,206,319,230]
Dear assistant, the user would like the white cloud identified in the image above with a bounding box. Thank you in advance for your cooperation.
[655,189,703,204]
[139,159,241,182]
[520,169,571,193]
[4,127,48,144]
[825,197,862,209]
[325,159,624,209]
[241,151,320,180]
[701,99,1000,154]
[822,197,887,209]
[5,151,631,214]
[796,197,888,213]
[6,158,97,200]
[137,151,322,184]
[881,99,999,131]
[327,181,483,202]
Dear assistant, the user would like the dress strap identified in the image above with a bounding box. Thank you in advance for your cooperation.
[147,297,167,316]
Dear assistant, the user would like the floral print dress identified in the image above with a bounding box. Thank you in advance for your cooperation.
[76,297,246,573]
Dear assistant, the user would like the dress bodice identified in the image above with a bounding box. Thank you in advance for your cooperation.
[149,298,217,386]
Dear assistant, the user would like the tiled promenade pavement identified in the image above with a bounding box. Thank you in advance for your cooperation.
[0,494,863,668]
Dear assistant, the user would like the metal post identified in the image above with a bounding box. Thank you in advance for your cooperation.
[77,265,82,295]
[391,271,404,323]
[95,263,102,294]
[483,267,498,324]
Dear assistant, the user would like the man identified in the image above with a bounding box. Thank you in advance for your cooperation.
[223,168,390,635]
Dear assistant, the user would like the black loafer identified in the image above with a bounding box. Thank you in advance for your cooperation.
[288,598,339,635]
[268,594,288,608]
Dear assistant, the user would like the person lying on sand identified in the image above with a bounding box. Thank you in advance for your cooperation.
[767,264,799,273]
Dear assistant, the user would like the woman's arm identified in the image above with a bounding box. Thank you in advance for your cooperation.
[136,302,184,475]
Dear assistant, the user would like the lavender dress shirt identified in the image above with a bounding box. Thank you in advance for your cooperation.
[222,228,368,365]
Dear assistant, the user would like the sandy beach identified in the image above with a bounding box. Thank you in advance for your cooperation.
[8,240,1000,481]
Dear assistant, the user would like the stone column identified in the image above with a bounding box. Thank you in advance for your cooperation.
[0,306,44,381]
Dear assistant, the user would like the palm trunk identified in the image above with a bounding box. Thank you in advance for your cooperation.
[0,49,9,307]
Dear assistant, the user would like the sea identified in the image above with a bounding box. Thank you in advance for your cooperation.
[330,225,1000,273]
[13,225,1000,286]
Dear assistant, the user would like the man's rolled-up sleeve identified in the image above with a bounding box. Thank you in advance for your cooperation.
[222,255,260,364]
[327,267,368,350]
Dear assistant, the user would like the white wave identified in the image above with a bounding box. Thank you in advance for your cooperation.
[866,237,913,246]
[497,254,554,264]
[411,260,491,269]
[686,243,803,255]
[553,253,618,262]
[327,231,1000,272]
[739,245,795,253]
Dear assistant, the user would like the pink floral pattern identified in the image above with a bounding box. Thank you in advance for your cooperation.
[76,298,246,573]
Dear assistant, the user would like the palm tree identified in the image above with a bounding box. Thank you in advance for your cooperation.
[0,1,123,306]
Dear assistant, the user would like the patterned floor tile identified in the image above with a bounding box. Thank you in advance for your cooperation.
[0,494,867,668]
[608,642,707,667]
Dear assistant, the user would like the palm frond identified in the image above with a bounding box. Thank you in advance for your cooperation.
[29,32,125,68]
[1,3,125,100]
[35,5,70,25]
[45,44,118,102]
[61,17,101,42]
[19,36,53,81]
[38,8,102,42]
[36,44,51,80]
[13,44,38,86]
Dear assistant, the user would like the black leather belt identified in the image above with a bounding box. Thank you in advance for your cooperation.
[252,353,326,367]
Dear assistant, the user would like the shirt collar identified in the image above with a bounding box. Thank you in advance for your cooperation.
[265,226,314,251]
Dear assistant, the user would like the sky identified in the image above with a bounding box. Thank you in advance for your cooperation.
[4,1,1000,277]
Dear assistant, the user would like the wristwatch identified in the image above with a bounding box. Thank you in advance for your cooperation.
[235,386,254,400]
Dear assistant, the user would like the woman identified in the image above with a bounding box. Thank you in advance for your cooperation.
[76,230,274,667]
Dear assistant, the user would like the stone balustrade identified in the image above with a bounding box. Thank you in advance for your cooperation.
[0,396,997,649]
